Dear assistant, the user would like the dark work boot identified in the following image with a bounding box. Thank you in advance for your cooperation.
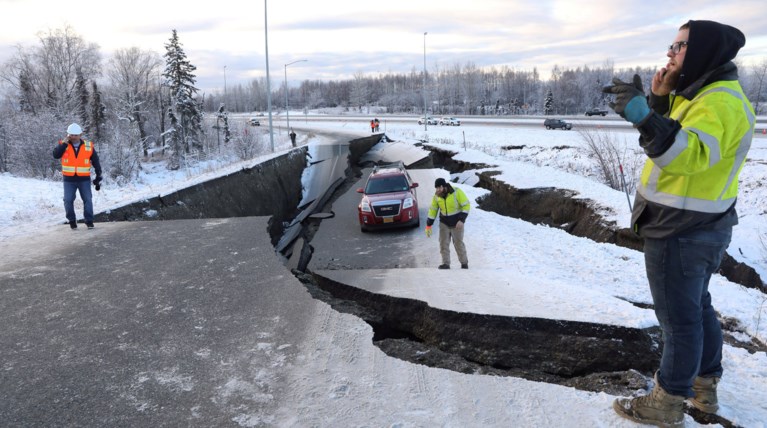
[689,376,719,413]
[85,221,95,229]
[461,263,468,269]
[438,264,450,269]
[613,373,685,427]
[69,220,77,230]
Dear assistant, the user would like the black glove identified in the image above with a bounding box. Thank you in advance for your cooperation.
[93,176,102,191]
[602,74,651,125]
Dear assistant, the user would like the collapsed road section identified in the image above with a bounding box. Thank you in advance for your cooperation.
[91,132,764,419]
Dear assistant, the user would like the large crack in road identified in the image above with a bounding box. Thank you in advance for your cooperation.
[92,131,764,427]
[291,137,764,427]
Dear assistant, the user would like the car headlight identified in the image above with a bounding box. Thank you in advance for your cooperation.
[402,197,413,209]
[360,199,371,212]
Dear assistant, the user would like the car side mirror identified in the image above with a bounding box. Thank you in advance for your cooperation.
[411,183,419,188]
[356,188,364,193]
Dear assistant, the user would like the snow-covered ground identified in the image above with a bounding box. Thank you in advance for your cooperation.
[1,115,766,427]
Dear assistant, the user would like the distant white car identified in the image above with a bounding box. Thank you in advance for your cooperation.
[439,117,461,126]
[249,118,261,126]
[418,116,438,125]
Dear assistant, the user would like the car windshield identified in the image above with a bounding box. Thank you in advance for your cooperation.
[365,176,409,194]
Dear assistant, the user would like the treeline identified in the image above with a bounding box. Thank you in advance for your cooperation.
[1,26,765,180]
[209,58,767,118]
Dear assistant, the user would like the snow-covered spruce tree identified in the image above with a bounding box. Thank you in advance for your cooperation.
[544,88,554,115]
[90,81,106,143]
[75,70,89,133]
[162,29,204,168]
[216,104,231,146]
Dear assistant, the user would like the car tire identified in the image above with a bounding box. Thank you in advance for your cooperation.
[545,126,551,130]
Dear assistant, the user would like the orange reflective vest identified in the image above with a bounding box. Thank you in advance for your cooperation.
[59,140,94,177]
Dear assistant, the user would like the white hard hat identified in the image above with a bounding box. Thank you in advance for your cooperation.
[67,123,83,135]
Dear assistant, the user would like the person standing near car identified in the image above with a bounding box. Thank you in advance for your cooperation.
[53,123,103,229]
[289,128,297,147]
[425,178,470,269]
[603,20,753,427]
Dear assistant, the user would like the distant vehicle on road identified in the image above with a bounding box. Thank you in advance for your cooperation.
[418,116,438,125]
[356,162,420,232]
[543,118,572,130]
[249,118,261,126]
[585,108,609,116]
[439,117,461,126]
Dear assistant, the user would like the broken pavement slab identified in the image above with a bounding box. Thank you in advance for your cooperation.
[0,217,317,426]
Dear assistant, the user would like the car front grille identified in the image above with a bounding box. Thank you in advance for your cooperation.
[372,201,401,217]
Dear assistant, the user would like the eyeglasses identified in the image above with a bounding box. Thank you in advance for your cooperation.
[667,41,688,55]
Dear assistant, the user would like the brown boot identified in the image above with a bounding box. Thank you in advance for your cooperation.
[689,376,719,413]
[613,375,685,427]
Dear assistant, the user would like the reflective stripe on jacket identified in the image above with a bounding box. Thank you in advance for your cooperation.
[427,186,470,227]
[60,140,94,176]
[636,80,754,214]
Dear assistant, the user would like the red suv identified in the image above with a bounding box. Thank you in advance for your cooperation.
[357,162,420,232]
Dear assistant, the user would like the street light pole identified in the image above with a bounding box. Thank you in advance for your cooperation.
[264,0,274,151]
[223,65,227,108]
[284,59,307,133]
[423,31,428,132]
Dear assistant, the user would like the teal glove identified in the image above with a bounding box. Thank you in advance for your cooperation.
[602,74,651,125]
[425,226,432,238]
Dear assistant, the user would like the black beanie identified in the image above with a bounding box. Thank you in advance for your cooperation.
[677,20,745,93]
[434,178,447,188]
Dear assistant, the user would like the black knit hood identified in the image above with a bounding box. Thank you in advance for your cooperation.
[676,20,745,94]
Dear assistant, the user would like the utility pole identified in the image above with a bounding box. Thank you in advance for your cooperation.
[423,32,428,132]
[264,0,274,152]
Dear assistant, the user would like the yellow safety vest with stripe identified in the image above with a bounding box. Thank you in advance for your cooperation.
[60,140,94,177]
[428,187,471,227]
[636,80,754,214]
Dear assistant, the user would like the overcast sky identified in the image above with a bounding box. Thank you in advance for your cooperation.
[1,0,766,94]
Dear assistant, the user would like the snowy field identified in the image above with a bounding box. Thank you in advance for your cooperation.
[1,116,766,427]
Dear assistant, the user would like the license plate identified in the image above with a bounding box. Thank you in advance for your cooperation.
[383,218,393,223]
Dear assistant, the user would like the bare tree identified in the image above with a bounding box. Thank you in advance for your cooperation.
[578,128,642,195]
[1,25,101,117]
[350,72,369,112]
[747,59,767,115]
[106,47,162,156]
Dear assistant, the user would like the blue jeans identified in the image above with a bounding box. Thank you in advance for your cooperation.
[63,180,93,223]
[643,226,731,397]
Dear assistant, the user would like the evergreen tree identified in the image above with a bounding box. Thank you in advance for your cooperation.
[89,81,106,142]
[213,103,225,152]
[18,71,35,114]
[75,70,89,132]
[166,106,182,170]
[544,88,554,115]
[162,29,204,166]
